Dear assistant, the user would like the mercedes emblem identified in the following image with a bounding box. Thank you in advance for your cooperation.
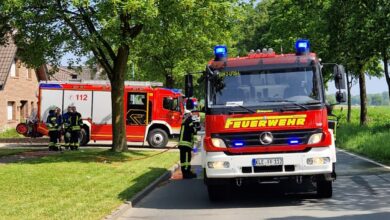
[259,132,273,145]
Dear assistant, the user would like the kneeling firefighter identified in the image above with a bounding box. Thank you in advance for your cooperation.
[178,110,197,179]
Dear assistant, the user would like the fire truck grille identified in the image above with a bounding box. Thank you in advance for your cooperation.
[214,129,321,147]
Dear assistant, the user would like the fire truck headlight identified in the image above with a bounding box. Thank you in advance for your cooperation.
[308,133,323,144]
[211,138,227,148]
[307,157,330,165]
[208,161,230,169]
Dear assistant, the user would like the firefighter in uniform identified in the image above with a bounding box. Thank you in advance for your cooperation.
[62,106,73,150]
[55,107,63,145]
[46,109,60,151]
[178,110,197,179]
[69,106,83,150]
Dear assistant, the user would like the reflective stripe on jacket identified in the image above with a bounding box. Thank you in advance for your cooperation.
[178,117,196,148]
[46,115,58,131]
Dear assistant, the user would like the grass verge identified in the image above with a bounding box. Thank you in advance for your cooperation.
[0,149,178,220]
[336,106,390,165]
[0,129,24,138]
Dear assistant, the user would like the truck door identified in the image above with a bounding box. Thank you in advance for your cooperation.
[163,96,182,134]
[126,92,148,142]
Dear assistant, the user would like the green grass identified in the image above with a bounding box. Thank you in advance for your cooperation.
[335,106,390,165]
[0,129,24,138]
[0,149,178,220]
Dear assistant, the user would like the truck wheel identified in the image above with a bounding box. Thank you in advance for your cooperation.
[79,128,90,146]
[147,128,168,148]
[207,185,229,202]
[317,180,333,198]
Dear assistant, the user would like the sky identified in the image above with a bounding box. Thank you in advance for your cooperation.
[326,76,388,95]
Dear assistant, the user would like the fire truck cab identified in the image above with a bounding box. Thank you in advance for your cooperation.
[30,81,183,148]
[185,40,346,201]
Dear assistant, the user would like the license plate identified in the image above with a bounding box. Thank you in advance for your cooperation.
[252,158,283,166]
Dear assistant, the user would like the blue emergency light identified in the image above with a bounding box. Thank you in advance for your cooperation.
[295,39,310,55]
[233,141,244,147]
[288,139,300,145]
[39,83,62,89]
[214,45,228,61]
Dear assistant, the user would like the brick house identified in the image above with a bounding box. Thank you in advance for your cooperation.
[0,39,48,132]
[0,36,99,132]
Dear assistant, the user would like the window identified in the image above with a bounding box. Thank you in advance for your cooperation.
[7,102,15,120]
[28,68,32,79]
[9,60,16,77]
[127,93,147,125]
[163,97,180,112]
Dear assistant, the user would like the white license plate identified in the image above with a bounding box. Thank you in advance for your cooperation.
[252,158,283,166]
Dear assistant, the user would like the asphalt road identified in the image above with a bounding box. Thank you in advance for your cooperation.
[118,150,390,220]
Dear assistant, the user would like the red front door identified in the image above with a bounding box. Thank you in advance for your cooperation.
[125,92,148,142]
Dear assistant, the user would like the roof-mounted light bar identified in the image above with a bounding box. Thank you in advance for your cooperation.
[295,39,310,55]
[214,45,228,61]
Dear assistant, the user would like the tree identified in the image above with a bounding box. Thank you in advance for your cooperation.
[1,0,157,151]
[370,94,383,106]
[328,0,381,125]
[369,0,390,100]
[132,0,244,88]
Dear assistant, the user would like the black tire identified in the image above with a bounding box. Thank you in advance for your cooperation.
[147,128,168,148]
[207,185,229,202]
[79,128,90,146]
[317,180,333,198]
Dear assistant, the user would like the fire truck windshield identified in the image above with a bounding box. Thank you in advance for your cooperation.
[208,67,321,108]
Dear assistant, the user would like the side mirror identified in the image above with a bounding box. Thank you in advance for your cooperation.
[185,74,193,98]
[336,91,347,103]
[334,65,346,90]
[186,99,194,110]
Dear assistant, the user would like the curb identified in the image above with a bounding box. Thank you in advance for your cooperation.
[105,162,180,220]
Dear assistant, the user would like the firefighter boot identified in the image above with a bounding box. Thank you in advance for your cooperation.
[182,170,197,179]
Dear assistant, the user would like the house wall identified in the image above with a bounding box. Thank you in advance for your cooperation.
[0,60,39,132]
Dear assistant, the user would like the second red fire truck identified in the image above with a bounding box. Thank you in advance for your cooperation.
[17,80,184,148]
[185,39,346,201]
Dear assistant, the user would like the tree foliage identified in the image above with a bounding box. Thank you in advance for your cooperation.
[131,0,244,89]
[1,0,158,151]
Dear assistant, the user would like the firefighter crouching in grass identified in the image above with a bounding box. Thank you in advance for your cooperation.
[69,106,83,150]
[62,106,72,150]
[46,109,61,151]
[178,110,197,179]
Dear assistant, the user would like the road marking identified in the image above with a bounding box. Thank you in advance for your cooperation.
[337,148,390,170]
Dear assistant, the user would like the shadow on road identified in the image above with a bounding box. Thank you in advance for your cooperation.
[136,174,390,212]
[267,212,390,220]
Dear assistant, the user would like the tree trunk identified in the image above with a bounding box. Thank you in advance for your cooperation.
[383,50,390,100]
[165,74,175,88]
[358,66,367,126]
[110,45,129,152]
[346,71,352,123]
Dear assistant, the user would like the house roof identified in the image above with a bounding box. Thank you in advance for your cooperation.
[0,38,17,88]
[47,66,77,81]
[46,66,95,81]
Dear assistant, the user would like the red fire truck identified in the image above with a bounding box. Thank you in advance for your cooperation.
[18,80,184,148]
[185,39,346,201]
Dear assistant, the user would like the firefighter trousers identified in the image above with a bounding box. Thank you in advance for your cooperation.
[70,130,80,149]
[48,130,59,149]
[179,145,192,175]
[64,129,71,148]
